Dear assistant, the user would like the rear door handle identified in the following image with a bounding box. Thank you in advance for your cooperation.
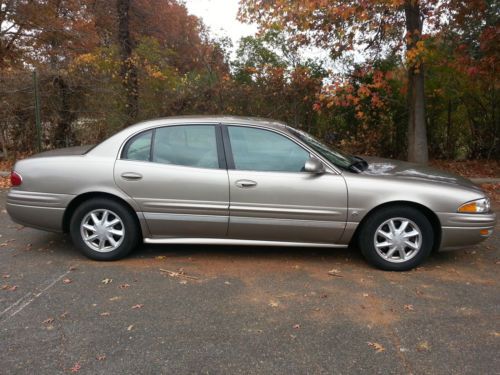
[235,179,257,188]
[121,172,143,181]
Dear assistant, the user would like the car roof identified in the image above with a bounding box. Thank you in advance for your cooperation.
[128,115,289,132]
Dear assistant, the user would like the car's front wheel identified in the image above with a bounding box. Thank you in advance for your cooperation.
[358,206,434,271]
[70,198,140,260]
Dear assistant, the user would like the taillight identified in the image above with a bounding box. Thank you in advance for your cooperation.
[10,171,22,186]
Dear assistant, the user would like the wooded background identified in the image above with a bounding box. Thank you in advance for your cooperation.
[0,0,498,162]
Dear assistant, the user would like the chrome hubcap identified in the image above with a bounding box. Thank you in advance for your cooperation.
[80,209,125,252]
[374,217,422,263]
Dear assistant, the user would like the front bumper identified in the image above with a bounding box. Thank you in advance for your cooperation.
[6,190,74,232]
[438,211,497,250]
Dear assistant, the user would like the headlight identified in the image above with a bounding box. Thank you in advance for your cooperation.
[457,198,491,213]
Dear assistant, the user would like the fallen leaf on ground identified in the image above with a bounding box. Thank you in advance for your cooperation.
[224,281,231,285]
[43,318,54,324]
[100,312,111,316]
[101,278,112,284]
[70,362,81,373]
[63,278,72,284]
[131,304,144,309]
[60,311,69,319]
[404,304,414,311]
[127,324,134,331]
[2,284,17,291]
[96,354,106,361]
[416,341,430,352]
[363,293,369,297]
[269,301,279,308]
[327,269,343,277]
[160,268,198,280]
[367,342,385,353]
[109,296,121,301]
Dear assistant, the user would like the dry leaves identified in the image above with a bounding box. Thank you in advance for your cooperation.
[100,312,111,317]
[131,304,144,309]
[367,342,385,353]
[101,278,112,284]
[160,268,198,280]
[96,354,106,361]
[43,318,54,324]
[269,301,279,308]
[327,269,343,277]
[1,284,17,291]
[127,324,134,331]
[70,362,81,373]
[416,341,431,352]
[404,304,414,311]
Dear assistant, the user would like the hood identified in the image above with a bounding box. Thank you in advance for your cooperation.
[29,145,95,158]
[361,156,482,192]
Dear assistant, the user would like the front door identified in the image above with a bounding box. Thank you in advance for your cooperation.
[114,124,229,238]
[223,125,348,244]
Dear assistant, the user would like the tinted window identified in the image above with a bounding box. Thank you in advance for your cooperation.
[152,125,219,169]
[123,130,152,161]
[228,126,309,172]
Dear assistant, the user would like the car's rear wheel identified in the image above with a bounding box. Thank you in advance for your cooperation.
[358,206,434,271]
[70,198,139,260]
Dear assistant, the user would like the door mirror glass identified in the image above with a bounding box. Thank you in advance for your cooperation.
[303,157,325,174]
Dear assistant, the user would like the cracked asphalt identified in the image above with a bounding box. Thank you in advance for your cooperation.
[0,190,499,374]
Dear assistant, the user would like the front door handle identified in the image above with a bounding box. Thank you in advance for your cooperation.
[121,172,143,181]
[235,179,257,188]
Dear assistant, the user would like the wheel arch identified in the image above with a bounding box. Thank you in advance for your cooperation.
[350,201,442,252]
[62,192,144,237]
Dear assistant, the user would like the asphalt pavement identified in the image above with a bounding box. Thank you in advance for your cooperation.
[0,190,499,374]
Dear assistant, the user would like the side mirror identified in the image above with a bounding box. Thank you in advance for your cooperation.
[303,157,325,174]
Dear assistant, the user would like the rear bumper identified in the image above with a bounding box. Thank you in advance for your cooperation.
[6,190,73,232]
[438,211,496,251]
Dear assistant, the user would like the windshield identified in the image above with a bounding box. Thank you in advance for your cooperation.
[287,127,357,170]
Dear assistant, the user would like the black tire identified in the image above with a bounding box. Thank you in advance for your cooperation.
[70,198,140,260]
[358,206,434,271]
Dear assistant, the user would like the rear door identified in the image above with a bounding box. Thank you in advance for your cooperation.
[114,124,229,238]
[223,125,348,244]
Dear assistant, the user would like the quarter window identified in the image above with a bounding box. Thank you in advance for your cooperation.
[227,126,309,172]
[122,130,152,161]
[152,125,219,169]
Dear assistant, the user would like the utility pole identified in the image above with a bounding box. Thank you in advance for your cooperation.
[33,70,42,152]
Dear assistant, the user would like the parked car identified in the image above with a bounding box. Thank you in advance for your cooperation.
[6,116,496,270]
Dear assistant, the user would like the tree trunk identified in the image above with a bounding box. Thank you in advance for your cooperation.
[53,75,74,148]
[117,0,138,126]
[405,0,428,164]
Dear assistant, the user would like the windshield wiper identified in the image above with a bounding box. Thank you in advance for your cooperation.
[347,156,368,173]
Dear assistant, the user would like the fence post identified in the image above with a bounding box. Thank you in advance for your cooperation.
[33,70,42,152]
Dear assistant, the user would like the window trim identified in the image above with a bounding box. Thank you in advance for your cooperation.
[120,123,226,170]
[222,124,314,173]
